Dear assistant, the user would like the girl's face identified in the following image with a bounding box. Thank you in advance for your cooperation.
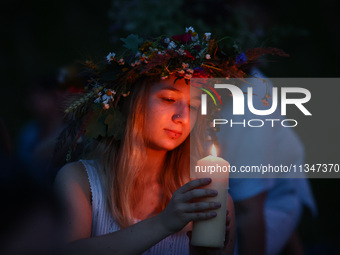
[144,77,201,152]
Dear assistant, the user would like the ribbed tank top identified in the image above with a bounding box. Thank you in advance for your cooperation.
[80,159,190,255]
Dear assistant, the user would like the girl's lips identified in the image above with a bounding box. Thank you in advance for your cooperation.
[164,129,182,139]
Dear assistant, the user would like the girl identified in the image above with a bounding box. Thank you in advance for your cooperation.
[55,26,279,254]
[55,74,235,254]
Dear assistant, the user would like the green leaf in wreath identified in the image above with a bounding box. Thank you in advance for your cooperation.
[217,37,238,57]
[85,110,107,139]
[120,34,144,53]
[105,108,125,140]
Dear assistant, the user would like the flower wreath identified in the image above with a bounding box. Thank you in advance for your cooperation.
[59,27,288,161]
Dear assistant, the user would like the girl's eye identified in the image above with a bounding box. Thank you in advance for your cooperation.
[189,105,198,111]
[162,97,175,103]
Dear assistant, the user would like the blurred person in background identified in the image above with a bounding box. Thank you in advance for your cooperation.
[17,75,65,183]
[217,68,317,255]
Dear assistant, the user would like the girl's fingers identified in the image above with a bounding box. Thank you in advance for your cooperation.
[181,188,218,202]
[177,178,211,194]
[185,212,217,221]
[182,201,221,212]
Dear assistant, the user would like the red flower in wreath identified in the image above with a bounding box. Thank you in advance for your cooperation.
[172,33,192,44]
[184,50,195,60]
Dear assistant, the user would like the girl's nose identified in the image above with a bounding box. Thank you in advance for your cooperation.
[172,106,189,124]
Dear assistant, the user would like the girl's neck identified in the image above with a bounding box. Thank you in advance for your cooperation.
[142,149,167,181]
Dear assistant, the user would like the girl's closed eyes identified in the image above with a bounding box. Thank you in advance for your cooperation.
[159,94,200,112]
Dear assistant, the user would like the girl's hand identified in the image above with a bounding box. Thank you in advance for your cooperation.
[158,178,221,234]
[187,210,231,255]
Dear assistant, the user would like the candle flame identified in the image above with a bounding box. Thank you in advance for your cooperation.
[211,144,217,157]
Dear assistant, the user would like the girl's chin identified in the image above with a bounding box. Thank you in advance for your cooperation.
[147,139,185,152]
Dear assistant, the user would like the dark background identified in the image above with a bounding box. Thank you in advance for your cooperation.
[1,0,339,254]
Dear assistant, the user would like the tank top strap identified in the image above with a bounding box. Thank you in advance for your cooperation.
[79,159,120,235]
[79,159,104,208]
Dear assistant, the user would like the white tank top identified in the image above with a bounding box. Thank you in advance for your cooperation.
[80,159,190,255]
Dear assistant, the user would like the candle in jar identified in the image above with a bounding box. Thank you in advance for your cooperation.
[191,144,229,248]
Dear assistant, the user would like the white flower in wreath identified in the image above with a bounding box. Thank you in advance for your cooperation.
[204,33,211,41]
[102,94,112,102]
[191,34,199,42]
[104,89,116,96]
[167,41,177,49]
[177,49,185,55]
[185,26,195,33]
[106,52,115,63]
[184,74,192,79]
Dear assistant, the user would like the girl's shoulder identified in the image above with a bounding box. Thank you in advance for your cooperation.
[54,161,91,205]
[54,161,94,241]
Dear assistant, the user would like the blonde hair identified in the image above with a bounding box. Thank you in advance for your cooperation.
[97,77,206,228]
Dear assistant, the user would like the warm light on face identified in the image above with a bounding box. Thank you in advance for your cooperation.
[211,144,217,157]
[143,76,202,152]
